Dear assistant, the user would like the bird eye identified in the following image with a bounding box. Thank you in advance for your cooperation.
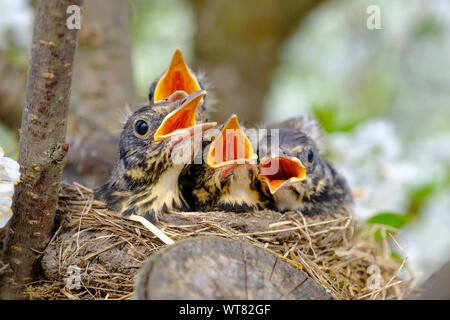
[307,149,314,163]
[135,120,149,137]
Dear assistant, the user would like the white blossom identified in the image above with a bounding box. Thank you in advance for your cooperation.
[326,120,450,282]
[0,146,20,229]
[326,120,417,221]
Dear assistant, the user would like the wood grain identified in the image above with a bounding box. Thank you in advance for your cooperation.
[134,236,333,300]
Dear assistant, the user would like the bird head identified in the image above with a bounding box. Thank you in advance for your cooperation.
[258,128,320,195]
[95,89,217,220]
[118,89,216,186]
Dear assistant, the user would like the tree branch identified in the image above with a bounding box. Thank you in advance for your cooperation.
[0,0,82,299]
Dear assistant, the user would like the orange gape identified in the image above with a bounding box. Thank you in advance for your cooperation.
[168,71,191,94]
[216,132,250,164]
[154,49,202,102]
[207,115,257,168]
[156,105,196,138]
[153,90,218,145]
[259,156,306,194]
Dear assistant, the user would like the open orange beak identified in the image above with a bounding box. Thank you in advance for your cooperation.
[206,115,258,168]
[154,90,216,143]
[154,49,202,103]
[259,156,306,194]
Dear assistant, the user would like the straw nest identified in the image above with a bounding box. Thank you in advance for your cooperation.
[2,183,416,300]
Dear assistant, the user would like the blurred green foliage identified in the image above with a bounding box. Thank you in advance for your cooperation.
[414,16,445,39]
[312,103,362,133]
[366,182,438,241]
[367,212,412,229]
[129,0,194,101]
[407,183,436,218]
[0,121,18,159]
[367,212,412,242]
[391,252,403,264]
[6,45,28,67]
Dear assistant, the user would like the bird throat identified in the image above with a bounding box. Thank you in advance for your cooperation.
[218,165,261,210]
[121,164,189,221]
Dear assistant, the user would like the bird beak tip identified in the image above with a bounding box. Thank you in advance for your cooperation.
[154,91,215,143]
[206,115,258,168]
[153,49,202,102]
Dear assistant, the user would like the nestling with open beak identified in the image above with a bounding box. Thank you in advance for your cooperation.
[64,49,208,190]
[94,90,217,222]
[148,49,209,122]
[181,115,271,212]
[258,123,353,216]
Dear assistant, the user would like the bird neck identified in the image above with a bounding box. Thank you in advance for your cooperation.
[216,165,263,211]
[94,153,190,221]
[271,159,352,215]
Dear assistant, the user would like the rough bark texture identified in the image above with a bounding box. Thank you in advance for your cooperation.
[0,0,82,299]
[62,0,134,189]
[134,237,333,300]
[192,0,325,126]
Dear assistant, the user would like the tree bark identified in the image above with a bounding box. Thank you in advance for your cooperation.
[0,0,82,299]
[192,0,325,126]
[134,237,332,300]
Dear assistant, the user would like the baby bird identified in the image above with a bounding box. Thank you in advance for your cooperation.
[148,49,209,122]
[64,49,207,190]
[95,90,216,222]
[257,124,353,216]
[181,115,271,212]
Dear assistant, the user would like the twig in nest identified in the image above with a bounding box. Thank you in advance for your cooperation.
[0,262,9,274]
[127,215,175,245]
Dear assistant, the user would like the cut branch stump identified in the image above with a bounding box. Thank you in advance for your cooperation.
[134,236,333,300]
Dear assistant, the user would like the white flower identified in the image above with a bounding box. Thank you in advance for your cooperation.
[0,146,20,229]
[0,148,20,183]
[326,120,450,282]
[326,120,416,221]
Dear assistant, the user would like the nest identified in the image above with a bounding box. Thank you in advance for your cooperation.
[10,183,416,300]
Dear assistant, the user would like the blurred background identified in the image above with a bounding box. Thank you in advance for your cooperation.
[0,0,449,298]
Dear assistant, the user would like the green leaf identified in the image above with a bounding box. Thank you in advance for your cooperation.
[409,183,436,216]
[312,104,337,133]
[391,252,404,264]
[367,212,411,229]
[312,103,363,133]
[373,229,395,242]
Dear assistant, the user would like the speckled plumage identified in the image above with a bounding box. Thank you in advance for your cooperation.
[180,118,272,212]
[258,126,353,215]
[94,91,212,222]
[181,161,271,212]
